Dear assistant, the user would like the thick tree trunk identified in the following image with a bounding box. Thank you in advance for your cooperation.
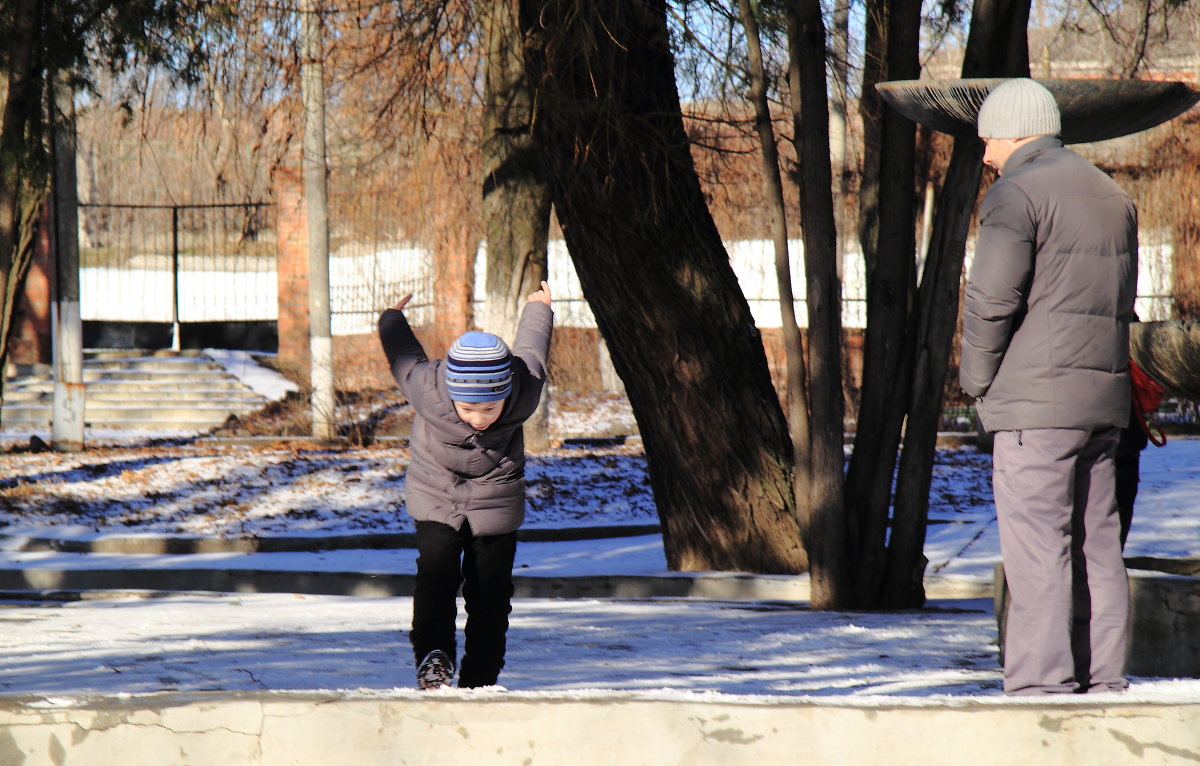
[882,0,1033,607]
[479,0,553,449]
[844,0,921,607]
[523,0,805,573]
[787,0,849,607]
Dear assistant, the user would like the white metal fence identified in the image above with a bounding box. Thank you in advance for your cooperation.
[81,230,1177,333]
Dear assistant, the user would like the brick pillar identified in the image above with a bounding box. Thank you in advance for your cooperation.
[1173,217,1200,319]
[10,206,53,365]
[274,166,310,381]
[427,226,475,358]
[273,164,477,388]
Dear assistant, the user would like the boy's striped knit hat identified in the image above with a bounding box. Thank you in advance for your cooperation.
[445,331,513,402]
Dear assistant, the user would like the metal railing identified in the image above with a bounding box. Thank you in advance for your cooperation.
[79,202,275,349]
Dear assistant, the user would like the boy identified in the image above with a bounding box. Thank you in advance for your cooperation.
[378,281,552,689]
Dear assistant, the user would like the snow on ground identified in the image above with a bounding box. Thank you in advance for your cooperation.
[1,591,1006,698]
[545,390,639,438]
[0,444,654,537]
[3,589,1198,702]
[202,349,299,401]
[1,413,1199,700]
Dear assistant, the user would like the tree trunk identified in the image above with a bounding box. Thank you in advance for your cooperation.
[0,0,45,414]
[882,0,1033,607]
[479,0,553,449]
[881,142,982,606]
[856,0,886,261]
[786,0,850,607]
[735,0,812,548]
[843,0,921,607]
[522,0,805,573]
[829,0,851,194]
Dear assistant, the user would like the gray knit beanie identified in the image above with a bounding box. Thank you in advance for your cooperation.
[977,78,1061,139]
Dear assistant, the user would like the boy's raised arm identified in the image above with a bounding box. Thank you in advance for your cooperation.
[513,282,553,384]
[379,293,427,375]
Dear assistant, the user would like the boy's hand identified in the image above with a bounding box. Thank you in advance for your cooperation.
[527,281,551,306]
[392,294,413,311]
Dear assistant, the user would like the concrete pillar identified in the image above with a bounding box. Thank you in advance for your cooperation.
[51,73,85,452]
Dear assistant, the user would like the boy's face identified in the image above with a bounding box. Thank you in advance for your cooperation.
[454,400,504,431]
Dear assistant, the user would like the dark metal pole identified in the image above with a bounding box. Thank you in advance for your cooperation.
[171,205,180,351]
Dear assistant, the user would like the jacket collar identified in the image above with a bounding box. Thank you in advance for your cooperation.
[1002,135,1064,173]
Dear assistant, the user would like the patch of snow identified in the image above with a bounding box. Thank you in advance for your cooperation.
[203,348,298,401]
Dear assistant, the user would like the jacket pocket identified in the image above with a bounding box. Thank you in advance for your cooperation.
[1049,312,1124,373]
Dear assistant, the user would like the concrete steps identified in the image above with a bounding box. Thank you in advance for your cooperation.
[1,350,268,431]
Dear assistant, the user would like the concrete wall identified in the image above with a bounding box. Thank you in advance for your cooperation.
[1,691,1198,765]
[1127,568,1200,678]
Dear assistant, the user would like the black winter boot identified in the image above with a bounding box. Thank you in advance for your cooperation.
[416,649,455,690]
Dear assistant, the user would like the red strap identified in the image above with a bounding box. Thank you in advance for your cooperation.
[1130,359,1167,447]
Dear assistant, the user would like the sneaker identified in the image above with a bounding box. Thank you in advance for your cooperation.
[417,650,455,690]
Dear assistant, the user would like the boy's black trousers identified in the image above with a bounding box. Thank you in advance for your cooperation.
[410,520,517,688]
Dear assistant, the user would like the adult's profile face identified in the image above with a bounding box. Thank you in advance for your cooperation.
[982,137,1013,174]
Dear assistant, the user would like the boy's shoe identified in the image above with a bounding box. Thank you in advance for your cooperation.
[417,650,455,690]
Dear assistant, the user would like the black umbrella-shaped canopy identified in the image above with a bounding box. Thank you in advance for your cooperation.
[876,78,1200,144]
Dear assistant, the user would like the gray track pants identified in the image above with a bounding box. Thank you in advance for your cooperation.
[993,426,1130,695]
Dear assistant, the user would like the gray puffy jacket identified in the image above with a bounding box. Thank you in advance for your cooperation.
[379,301,553,535]
[960,137,1138,432]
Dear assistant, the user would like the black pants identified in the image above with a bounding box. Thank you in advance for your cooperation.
[410,520,517,688]
[1114,422,1146,547]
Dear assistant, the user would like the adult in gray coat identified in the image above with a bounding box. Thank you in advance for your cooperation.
[960,79,1138,695]
[379,283,553,689]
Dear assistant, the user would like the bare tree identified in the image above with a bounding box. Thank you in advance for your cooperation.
[784,0,850,607]
[734,0,811,539]
[881,0,1033,607]
[733,0,849,603]
[521,0,805,573]
[841,0,923,607]
[0,0,46,412]
[479,0,553,448]
[725,0,1035,606]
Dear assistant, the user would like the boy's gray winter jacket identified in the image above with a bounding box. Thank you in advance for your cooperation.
[960,136,1138,433]
[379,302,553,536]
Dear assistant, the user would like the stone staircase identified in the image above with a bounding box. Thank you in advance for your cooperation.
[1,350,270,432]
